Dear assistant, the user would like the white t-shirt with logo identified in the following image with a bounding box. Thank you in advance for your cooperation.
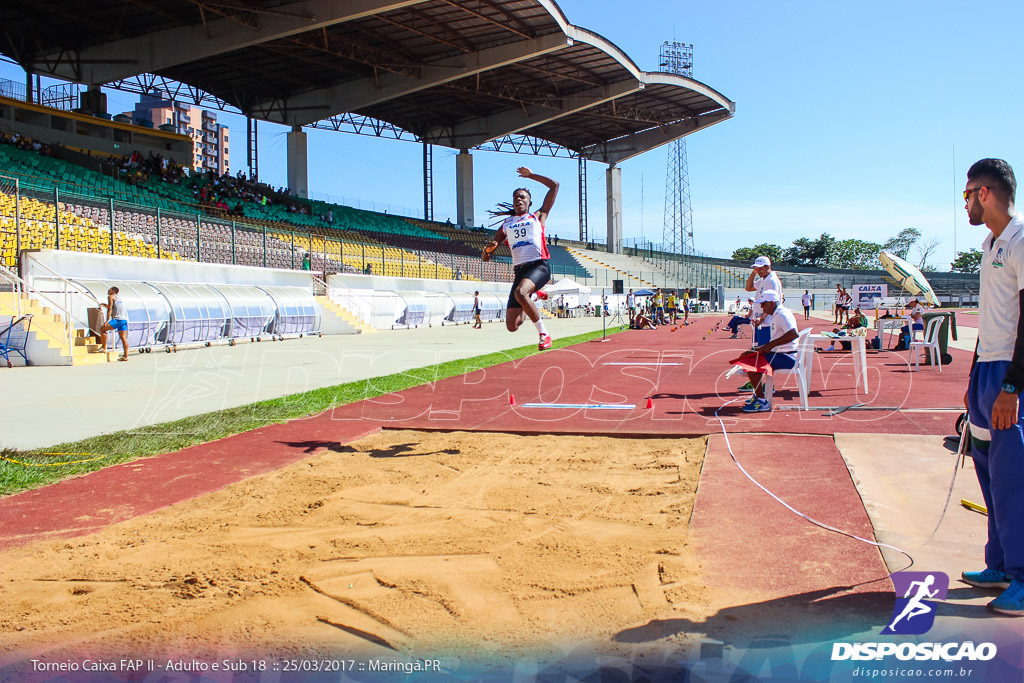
[979,213,1024,362]
[801,293,812,307]
[752,271,783,325]
[768,304,799,354]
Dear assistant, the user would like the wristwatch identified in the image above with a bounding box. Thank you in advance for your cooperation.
[1001,382,1019,395]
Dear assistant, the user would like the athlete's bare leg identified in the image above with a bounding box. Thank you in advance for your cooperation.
[506,280,540,331]
[506,307,527,332]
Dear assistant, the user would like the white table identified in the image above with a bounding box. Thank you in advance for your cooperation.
[810,333,869,394]
[875,318,906,349]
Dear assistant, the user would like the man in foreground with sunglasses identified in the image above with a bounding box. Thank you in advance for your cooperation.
[961,158,1024,616]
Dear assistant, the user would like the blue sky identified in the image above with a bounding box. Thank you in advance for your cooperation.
[2,1,1022,267]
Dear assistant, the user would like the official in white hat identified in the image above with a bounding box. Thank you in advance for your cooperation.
[741,289,800,413]
[745,255,783,346]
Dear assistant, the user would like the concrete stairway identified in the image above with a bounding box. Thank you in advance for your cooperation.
[563,248,655,289]
[0,292,107,365]
[570,247,750,291]
[316,295,372,335]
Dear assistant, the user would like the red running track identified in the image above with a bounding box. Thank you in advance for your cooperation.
[0,316,968,614]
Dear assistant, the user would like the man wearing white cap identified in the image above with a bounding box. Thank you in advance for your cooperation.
[745,255,783,347]
[742,289,799,413]
[725,297,754,337]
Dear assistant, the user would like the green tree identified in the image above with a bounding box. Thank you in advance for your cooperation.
[785,233,836,267]
[951,248,982,273]
[732,243,785,264]
[883,227,921,259]
[828,238,884,269]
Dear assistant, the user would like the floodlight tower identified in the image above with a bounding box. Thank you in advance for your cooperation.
[660,41,695,273]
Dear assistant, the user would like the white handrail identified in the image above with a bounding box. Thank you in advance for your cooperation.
[0,265,80,355]
[326,283,375,328]
[23,256,104,326]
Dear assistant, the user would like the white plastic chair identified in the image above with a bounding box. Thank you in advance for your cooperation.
[765,328,815,410]
[909,316,942,372]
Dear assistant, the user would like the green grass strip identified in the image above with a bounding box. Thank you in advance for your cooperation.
[0,327,624,496]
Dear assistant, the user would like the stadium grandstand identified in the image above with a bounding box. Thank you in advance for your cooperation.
[9,1,977,362]
[0,0,739,366]
[0,7,1004,678]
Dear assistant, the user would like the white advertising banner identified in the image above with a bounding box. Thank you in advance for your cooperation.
[853,284,887,310]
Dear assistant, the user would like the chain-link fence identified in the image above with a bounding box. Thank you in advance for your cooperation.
[0,176,516,283]
[0,174,20,271]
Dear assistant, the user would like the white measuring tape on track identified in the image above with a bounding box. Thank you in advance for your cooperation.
[521,403,636,410]
[713,397,916,572]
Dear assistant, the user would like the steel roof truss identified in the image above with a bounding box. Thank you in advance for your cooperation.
[592,110,732,164]
[266,31,571,126]
[432,77,643,148]
[37,0,430,85]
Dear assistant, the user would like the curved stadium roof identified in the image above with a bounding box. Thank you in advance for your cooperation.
[1,0,734,163]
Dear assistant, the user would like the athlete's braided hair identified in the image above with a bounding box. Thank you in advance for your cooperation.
[486,187,532,226]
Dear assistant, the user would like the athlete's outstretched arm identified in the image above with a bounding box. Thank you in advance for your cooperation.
[518,167,558,223]
[482,226,505,262]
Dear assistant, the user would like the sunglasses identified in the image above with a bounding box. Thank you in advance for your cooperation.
[963,186,987,202]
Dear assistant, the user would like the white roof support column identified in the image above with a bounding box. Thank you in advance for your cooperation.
[606,162,621,255]
[287,126,309,199]
[456,149,474,229]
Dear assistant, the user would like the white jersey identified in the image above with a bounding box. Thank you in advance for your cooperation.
[752,271,783,325]
[979,213,1024,362]
[500,212,550,267]
[769,305,799,354]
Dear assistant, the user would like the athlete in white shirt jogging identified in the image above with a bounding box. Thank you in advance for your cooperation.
[482,167,559,350]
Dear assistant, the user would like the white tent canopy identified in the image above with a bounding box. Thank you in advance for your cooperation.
[545,277,591,295]
[543,277,591,306]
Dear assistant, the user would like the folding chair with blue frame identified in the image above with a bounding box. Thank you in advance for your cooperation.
[0,314,33,368]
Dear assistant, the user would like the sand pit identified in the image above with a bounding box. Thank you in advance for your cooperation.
[0,430,711,668]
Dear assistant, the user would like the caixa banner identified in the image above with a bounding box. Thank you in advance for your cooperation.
[853,284,887,310]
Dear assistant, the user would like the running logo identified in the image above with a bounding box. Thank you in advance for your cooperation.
[882,571,948,635]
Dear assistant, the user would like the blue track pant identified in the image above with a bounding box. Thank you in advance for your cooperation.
[967,360,1024,581]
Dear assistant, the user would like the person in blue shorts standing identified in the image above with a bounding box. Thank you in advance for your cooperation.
[98,286,130,361]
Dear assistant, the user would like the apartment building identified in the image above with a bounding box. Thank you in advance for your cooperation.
[131,93,229,174]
